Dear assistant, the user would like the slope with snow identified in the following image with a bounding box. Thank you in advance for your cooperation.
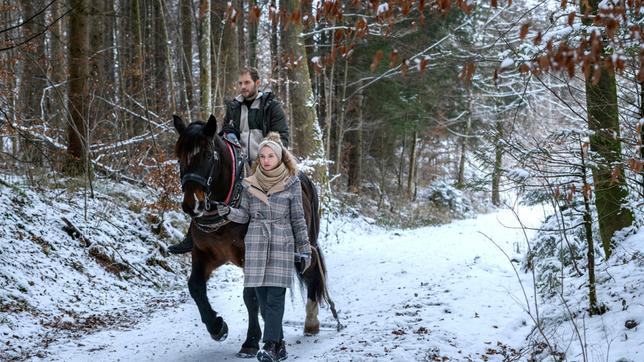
[2,181,642,361]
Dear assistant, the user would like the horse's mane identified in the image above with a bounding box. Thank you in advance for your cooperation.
[175,121,214,165]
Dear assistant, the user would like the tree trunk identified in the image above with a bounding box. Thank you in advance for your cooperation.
[238,0,247,67]
[398,132,406,194]
[123,0,145,135]
[180,0,194,119]
[48,0,66,133]
[270,0,279,94]
[347,83,364,193]
[66,0,90,176]
[212,0,238,119]
[18,0,47,164]
[280,0,328,184]
[581,0,633,259]
[248,0,258,68]
[585,65,633,258]
[89,2,114,126]
[152,1,168,114]
[407,128,417,198]
[491,119,503,206]
[579,140,600,315]
[457,116,471,188]
[156,0,176,113]
[198,0,212,120]
[639,80,644,197]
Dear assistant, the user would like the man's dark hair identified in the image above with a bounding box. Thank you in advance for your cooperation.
[239,66,260,82]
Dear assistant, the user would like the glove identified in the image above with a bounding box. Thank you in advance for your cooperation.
[213,202,230,217]
[219,123,240,140]
[295,253,312,274]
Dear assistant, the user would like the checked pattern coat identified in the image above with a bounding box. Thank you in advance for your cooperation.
[227,175,311,288]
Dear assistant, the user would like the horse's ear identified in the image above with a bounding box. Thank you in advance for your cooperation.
[173,115,186,135]
[204,114,218,137]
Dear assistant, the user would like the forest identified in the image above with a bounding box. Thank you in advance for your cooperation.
[0,1,643,361]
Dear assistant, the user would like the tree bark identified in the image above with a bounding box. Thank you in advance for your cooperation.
[270,0,279,94]
[407,128,418,198]
[89,2,114,126]
[198,0,212,120]
[579,140,600,315]
[18,0,47,164]
[347,82,364,192]
[491,119,503,206]
[156,0,176,113]
[66,0,90,176]
[248,0,258,68]
[639,80,644,197]
[212,0,238,119]
[180,0,194,119]
[582,0,633,259]
[237,0,247,67]
[280,0,328,183]
[585,65,633,258]
[48,0,66,132]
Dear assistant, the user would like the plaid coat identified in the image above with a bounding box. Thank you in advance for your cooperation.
[227,174,311,288]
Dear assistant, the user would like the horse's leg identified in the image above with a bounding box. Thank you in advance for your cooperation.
[188,251,228,341]
[303,254,321,336]
[236,287,261,358]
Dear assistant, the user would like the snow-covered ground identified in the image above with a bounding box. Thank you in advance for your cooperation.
[1,181,642,361]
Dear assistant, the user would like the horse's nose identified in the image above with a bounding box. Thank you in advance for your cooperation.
[182,203,193,216]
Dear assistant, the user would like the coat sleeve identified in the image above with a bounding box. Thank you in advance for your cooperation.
[227,189,250,224]
[268,101,290,148]
[289,178,311,254]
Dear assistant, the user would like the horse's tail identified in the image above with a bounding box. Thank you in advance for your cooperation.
[298,172,320,246]
[297,173,334,308]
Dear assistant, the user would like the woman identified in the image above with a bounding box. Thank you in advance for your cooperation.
[217,133,312,362]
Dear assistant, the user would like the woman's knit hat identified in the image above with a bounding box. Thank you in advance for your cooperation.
[258,133,284,162]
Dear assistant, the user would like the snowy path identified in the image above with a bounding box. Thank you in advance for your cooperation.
[40,206,544,361]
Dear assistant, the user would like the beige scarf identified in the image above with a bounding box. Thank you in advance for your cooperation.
[254,162,290,193]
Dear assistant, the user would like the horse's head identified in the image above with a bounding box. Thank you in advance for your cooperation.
[173,114,227,217]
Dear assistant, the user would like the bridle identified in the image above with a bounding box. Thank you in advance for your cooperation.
[180,137,247,232]
[180,148,220,212]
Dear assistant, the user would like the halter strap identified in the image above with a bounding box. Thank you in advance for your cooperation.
[224,141,236,205]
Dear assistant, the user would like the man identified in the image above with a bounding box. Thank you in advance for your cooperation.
[169,67,290,254]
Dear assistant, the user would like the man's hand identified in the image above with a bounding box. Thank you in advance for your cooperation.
[219,123,240,140]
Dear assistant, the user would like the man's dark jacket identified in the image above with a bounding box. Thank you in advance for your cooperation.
[223,91,289,147]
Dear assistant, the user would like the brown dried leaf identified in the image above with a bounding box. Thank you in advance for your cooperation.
[370,50,384,73]
[568,12,576,26]
[561,0,568,10]
[533,31,542,45]
[592,65,602,85]
[389,50,399,68]
[583,184,592,200]
[491,0,498,8]
[401,60,409,77]
[419,58,429,73]
[627,158,643,173]
[519,23,530,40]
[519,63,530,73]
[610,166,621,184]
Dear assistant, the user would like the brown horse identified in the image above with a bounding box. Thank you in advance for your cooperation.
[172,114,340,357]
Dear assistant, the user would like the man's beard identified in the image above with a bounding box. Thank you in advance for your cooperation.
[244,86,258,100]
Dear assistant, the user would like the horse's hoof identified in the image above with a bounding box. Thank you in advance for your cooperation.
[211,320,228,342]
[236,347,259,358]
[304,323,320,336]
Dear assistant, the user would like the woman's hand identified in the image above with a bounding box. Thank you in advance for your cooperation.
[295,253,311,274]
[212,201,230,216]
